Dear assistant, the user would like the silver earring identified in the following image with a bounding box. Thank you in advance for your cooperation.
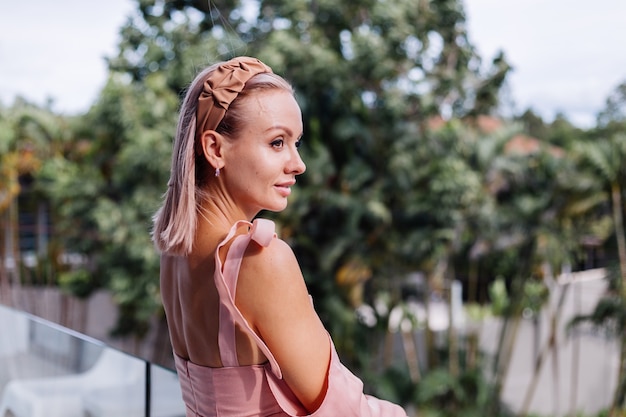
[215,167,220,177]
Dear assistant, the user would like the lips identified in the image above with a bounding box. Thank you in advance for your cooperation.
[275,180,295,197]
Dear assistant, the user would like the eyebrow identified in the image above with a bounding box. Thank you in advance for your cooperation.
[264,125,303,138]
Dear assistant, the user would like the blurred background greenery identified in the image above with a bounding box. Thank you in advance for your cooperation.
[2,1,626,416]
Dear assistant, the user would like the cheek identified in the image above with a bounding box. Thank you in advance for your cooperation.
[229,148,278,185]
[231,160,266,190]
[249,156,275,179]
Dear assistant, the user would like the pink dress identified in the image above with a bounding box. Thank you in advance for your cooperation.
[173,219,407,417]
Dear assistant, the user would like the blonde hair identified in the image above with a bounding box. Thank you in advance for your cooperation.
[152,62,293,255]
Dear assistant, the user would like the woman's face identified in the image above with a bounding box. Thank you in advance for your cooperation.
[222,89,306,218]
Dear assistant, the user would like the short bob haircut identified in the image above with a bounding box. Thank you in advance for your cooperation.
[152,62,294,255]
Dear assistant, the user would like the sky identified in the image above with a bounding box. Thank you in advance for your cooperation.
[0,0,135,114]
[464,0,626,127]
[1,0,626,128]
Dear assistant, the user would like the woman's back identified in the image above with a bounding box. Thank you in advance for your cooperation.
[161,221,289,416]
[160,221,268,368]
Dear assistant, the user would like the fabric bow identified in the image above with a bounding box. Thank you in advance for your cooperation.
[196,56,273,135]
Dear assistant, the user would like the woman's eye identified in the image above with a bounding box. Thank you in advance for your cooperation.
[295,139,303,149]
[271,139,284,148]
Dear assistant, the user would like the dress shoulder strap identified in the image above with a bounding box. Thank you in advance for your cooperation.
[214,218,283,378]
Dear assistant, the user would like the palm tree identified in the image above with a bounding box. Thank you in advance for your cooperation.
[0,102,65,296]
[572,133,626,415]
[469,130,582,414]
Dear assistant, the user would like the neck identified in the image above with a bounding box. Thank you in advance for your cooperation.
[195,185,255,233]
[191,196,248,258]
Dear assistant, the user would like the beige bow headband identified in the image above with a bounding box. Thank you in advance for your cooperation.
[196,56,273,135]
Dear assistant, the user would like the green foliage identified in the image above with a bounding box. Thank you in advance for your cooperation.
[32,73,178,337]
[488,278,509,316]
[374,364,416,406]
[58,269,98,299]
[568,266,626,338]
[488,277,548,318]
[569,294,626,336]
[415,367,512,417]
[522,279,549,315]
[597,80,626,130]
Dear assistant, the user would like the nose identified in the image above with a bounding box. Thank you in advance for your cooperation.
[288,146,306,175]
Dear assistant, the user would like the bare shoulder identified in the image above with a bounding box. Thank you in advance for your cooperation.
[243,236,301,274]
[237,236,309,311]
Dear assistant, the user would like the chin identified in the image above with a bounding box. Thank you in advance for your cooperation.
[265,201,289,213]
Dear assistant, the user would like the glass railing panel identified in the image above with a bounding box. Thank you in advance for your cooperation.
[0,304,185,417]
[150,364,186,417]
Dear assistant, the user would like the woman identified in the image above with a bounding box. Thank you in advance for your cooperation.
[153,56,407,416]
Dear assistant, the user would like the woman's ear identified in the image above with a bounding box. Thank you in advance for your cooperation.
[199,130,224,170]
